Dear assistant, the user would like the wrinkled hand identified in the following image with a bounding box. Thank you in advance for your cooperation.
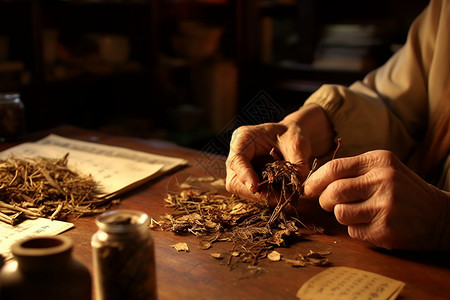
[225,122,310,203]
[226,104,335,204]
[304,150,450,251]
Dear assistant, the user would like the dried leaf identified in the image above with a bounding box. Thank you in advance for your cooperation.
[178,213,202,222]
[211,253,223,259]
[308,250,331,256]
[171,242,189,252]
[229,203,246,215]
[210,178,225,187]
[186,176,215,183]
[231,251,240,257]
[247,265,265,275]
[307,257,329,266]
[148,218,161,229]
[283,258,307,267]
[199,240,212,250]
[179,183,193,189]
[296,250,330,266]
[267,251,282,261]
[204,220,217,229]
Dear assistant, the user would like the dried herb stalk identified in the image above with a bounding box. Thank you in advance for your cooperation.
[0,154,113,225]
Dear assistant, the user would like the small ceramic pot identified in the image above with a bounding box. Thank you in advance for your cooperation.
[0,235,91,300]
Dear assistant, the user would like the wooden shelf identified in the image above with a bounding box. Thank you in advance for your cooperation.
[237,0,429,114]
[0,0,159,134]
[0,0,430,143]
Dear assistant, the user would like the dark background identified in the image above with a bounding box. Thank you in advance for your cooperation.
[0,0,429,149]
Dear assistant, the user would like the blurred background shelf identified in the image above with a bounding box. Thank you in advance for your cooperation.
[0,0,428,148]
[239,0,428,117]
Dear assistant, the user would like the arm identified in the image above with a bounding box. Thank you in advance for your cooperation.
[304,0,447,162]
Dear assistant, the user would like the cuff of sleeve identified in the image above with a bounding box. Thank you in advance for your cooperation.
[303,83,390,158]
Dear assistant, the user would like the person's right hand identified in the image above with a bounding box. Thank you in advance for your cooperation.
[225,104,335,204]
[225,122,310,203]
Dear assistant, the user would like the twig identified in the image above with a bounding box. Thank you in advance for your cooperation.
[332,137,342,160]
[0,202,43,218]
[0,211,19,226]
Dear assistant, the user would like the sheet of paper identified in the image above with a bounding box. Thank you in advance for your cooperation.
[0,134,188,198]
[0,134,188,260]
[37,134,187,173]
[296,266,405,300]
[0,218,74,261]
[0,142,163,198]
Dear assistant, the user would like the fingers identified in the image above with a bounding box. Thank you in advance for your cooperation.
[225,168,265,202]
[347,223,396,250]
[226,122,316,198]
[304,152,375,197]
[346,224,387,249]
[226,153,260,192]
[226,123,309,194]
[275,127,312,181]
[299,149,448,250]
[277,129,309,164]
[226,126,261,193]
[334,201,377,225]
[305,150,398,249]
[317,174,378,212]
[333,199,391,248]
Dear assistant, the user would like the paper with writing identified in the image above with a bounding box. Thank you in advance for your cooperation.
[36,134,187,173]
[296,266,405,300]
[0,218,74,261]
[0,134,188,198]
[0,135,188,260]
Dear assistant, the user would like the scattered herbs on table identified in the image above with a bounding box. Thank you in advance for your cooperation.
[151,184,327,268]
[151,140,344,269]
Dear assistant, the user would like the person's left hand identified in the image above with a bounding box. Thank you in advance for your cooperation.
[303,149,450,251]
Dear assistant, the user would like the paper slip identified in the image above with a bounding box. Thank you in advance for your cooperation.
[0,134,188,198]
[0,218,74,261]
[297,266,405,300]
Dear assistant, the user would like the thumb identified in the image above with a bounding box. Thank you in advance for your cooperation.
[277,134,311,178]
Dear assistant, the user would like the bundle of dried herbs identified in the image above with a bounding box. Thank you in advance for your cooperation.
[0,154,112,225]
[260,139,342,226]
[260,159,313,226]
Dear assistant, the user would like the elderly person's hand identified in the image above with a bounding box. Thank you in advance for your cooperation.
[304,150,450,251]
[225,104,335,203]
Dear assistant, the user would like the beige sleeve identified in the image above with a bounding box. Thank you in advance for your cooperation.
[304,83,417,160]
[304,0,444,162]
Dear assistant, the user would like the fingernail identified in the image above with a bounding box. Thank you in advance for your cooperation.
[245,181,254,193]
[303,184,312,196]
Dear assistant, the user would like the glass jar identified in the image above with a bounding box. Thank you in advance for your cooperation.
[0,236,92,300]
[91,209,157,300]
[0,93,25,141]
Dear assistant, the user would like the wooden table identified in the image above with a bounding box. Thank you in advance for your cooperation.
[1,126,449,300]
